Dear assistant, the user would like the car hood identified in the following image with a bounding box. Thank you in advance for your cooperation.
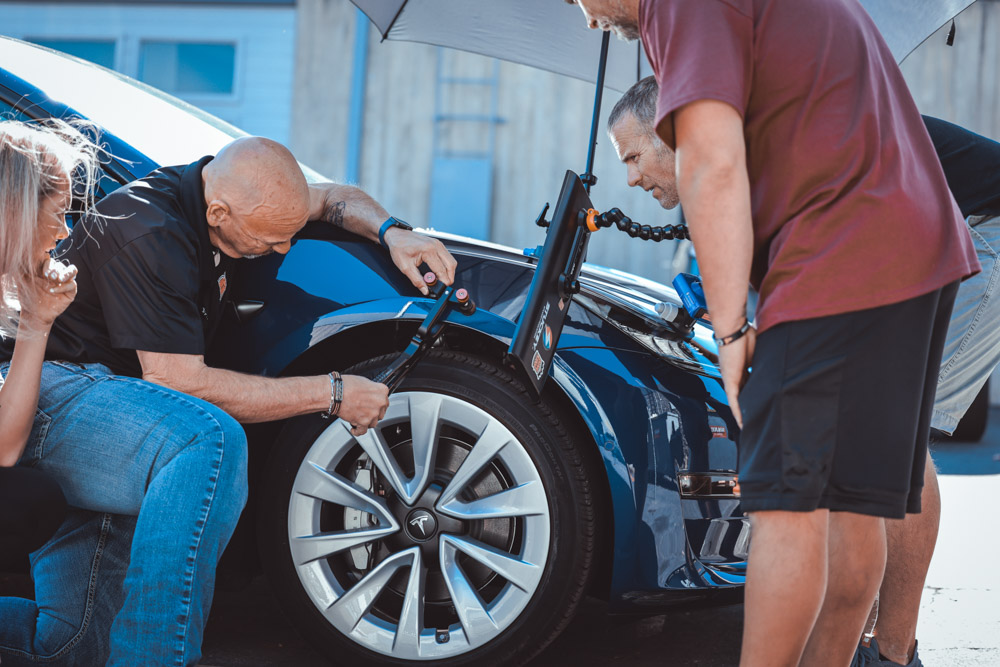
[432,230,699,327]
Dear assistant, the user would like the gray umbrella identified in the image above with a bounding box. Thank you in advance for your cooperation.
[870,0,979,62]
[350,0,979,90]
[349,1,647,93]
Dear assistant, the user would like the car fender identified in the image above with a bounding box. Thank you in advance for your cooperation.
[257,296,640,599]
[253,296,511,375]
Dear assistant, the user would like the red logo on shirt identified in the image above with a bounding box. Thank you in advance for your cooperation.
[218,272,227,300]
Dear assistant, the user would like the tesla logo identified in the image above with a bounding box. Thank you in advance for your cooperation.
[409,515,431,536]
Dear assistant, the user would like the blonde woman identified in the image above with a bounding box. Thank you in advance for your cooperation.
[0,119,104,664]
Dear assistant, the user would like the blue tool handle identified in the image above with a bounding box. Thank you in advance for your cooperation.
[672,273,707,320]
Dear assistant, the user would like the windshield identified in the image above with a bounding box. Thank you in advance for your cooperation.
[0,37,327,182]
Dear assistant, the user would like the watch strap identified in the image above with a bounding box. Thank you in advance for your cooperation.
[378,216,413,249]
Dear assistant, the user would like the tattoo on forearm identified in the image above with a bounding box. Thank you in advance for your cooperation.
[324,201,346,228]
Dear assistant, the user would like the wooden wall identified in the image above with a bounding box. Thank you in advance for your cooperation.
[900,0,1000,138]
[292,0,1000,284]
[291,0,684,283]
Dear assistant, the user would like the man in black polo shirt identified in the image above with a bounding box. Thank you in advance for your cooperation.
[0,137,457,666]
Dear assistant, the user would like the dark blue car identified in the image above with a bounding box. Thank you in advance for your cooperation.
[0,37,745,665]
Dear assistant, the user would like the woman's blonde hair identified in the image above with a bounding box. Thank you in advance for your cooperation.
[0,118,103,337]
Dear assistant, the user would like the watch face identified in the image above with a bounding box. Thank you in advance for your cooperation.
[391,217,413,231]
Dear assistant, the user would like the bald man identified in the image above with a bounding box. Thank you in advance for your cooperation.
[0,138,457,666]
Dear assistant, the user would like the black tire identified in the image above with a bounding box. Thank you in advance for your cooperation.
[950,378,990,442]
[257,350,597,666]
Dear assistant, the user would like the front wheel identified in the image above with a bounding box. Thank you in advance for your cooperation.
[258,351,598,665]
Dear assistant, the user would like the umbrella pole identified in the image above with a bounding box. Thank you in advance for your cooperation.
[581,31,611,194]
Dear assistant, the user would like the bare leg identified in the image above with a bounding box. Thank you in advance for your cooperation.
[800,512,887,666]
[740,510,829,667]
[874,456,940,664]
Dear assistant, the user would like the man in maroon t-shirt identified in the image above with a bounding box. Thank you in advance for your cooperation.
[567,1,979,665]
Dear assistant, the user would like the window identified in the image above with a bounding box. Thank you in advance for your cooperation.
[28,39,116,69]
[0,99,24,120]
[138,41,236,96]
[0,112,118,220]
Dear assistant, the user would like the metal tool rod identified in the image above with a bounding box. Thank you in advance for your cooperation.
[581,31,611,194]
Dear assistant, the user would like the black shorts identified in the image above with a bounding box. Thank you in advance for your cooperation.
[737,282,959,519]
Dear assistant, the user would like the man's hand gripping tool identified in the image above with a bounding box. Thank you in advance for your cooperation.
[373,272,476,393]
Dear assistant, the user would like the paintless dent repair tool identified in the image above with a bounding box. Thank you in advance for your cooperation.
[508,172,693,397]
[374,272,476,393]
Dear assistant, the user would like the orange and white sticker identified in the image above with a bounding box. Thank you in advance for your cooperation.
[218,272,228,300]
[531,351,545,380]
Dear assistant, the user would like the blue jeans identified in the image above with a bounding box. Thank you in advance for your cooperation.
[933,214,1000,433]
[0,361,248,666]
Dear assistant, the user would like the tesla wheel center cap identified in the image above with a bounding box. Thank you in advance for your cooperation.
[404,508,438,542]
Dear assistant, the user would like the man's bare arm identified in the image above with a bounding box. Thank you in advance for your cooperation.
[308,183,457,293]
[137,350,388,432]
[673,99,755,424]
[309,183,389,241]
[674,99,753,332]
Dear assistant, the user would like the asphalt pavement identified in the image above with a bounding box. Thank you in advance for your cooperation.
[3,412,999,666]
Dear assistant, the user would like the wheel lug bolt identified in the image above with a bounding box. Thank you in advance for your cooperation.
[436,630,450,644]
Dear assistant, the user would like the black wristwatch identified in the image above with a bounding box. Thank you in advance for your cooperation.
[378,216,413,249]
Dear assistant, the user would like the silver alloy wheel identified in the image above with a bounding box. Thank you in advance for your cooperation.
[287,390,552,661]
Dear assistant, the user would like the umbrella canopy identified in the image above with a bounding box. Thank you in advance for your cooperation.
[350,0,979,90]
[865,0,979,62]
[350,0,649,93]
